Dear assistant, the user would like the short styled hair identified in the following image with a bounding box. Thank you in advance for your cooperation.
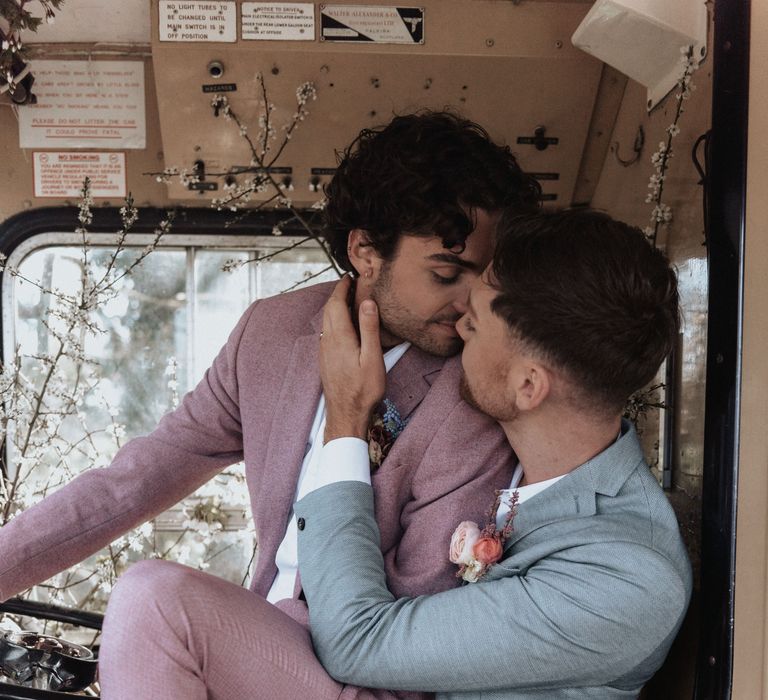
[490,209,680,412]
[323,111,541,271]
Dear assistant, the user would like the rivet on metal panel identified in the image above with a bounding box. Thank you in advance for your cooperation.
[555,40,563,49]
[485,38,495,48]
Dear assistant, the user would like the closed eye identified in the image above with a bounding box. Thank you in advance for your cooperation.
[431,271,461,285]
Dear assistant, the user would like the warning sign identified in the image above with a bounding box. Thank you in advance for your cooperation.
[320,5,424,44]
[242,3,315,41]
[33,152,127,199]
[159,1,236,42]
[18,61,146,149]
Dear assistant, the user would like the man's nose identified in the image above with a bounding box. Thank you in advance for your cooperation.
[451,286,470,315]
[455,313,468,340]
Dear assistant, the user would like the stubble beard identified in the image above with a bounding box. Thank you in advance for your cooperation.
[370,267,463,358]
[459,372,519,423]
[459,373,482,411]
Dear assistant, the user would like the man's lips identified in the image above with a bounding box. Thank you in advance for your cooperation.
[433,319,460,335]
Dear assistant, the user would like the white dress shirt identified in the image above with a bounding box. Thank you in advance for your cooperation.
[494,464,565,529]
[266,341,410,603]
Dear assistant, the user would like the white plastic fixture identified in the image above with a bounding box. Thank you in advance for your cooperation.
[571,0,707,110]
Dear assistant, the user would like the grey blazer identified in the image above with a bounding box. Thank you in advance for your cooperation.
[296,422,692,699]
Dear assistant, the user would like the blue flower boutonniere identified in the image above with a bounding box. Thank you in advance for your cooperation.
[367,398,406,473]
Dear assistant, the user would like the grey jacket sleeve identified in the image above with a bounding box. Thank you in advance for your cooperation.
[295,481,688,694]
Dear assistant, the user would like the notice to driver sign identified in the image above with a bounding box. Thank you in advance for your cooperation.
[320,5,424,44]
[242,3,315,40]
[33,152,127,198]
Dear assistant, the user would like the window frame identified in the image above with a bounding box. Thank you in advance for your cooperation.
[0,204,334,533]
[0,205,332,366]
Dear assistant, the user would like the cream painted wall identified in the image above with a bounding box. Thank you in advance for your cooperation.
[20,0,151,44]
[732,0,768,696]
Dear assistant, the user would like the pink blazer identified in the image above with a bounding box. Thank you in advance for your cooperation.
[0,281,514,698]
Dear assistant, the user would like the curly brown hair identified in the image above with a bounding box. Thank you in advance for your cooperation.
[323,111,541,271]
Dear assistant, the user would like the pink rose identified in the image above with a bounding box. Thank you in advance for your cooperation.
[449,521,481,565]
[472,535,503,565]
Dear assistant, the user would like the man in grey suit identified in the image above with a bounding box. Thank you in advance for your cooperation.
[91,209,689,699]
[297,208,692,699]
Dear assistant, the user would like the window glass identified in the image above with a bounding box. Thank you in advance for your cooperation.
[3,234,337,616]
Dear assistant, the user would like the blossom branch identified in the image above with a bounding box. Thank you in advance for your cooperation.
[644,47,699,247]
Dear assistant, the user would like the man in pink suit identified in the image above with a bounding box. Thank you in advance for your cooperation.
[0,112,540,698]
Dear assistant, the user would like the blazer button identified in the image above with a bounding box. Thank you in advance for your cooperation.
[297,517,305,531]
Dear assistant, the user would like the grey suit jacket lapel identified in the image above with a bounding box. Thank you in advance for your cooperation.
[505,421,645,551]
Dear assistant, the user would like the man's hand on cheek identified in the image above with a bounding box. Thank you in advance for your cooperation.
[320,276,386,443]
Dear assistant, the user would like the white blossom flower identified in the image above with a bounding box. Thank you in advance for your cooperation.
[106,423,126,440]
[296,82,317,104]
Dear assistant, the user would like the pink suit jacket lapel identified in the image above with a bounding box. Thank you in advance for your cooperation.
[251,307,444,598]
[385,343,445,422]
[250,310,323,596]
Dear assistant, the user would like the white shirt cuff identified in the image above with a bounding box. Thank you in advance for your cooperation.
[314,437,371,490]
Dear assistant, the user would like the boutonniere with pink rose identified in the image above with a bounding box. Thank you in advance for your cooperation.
[367,398,406,474]
[449,490,519,583]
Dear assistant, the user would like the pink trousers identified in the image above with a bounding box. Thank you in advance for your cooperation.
[99,560,395,700]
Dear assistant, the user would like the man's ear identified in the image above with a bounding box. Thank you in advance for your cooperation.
[508,361,551,413]
[348,229,383,281]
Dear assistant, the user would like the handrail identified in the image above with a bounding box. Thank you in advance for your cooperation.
[0,599,103,631]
